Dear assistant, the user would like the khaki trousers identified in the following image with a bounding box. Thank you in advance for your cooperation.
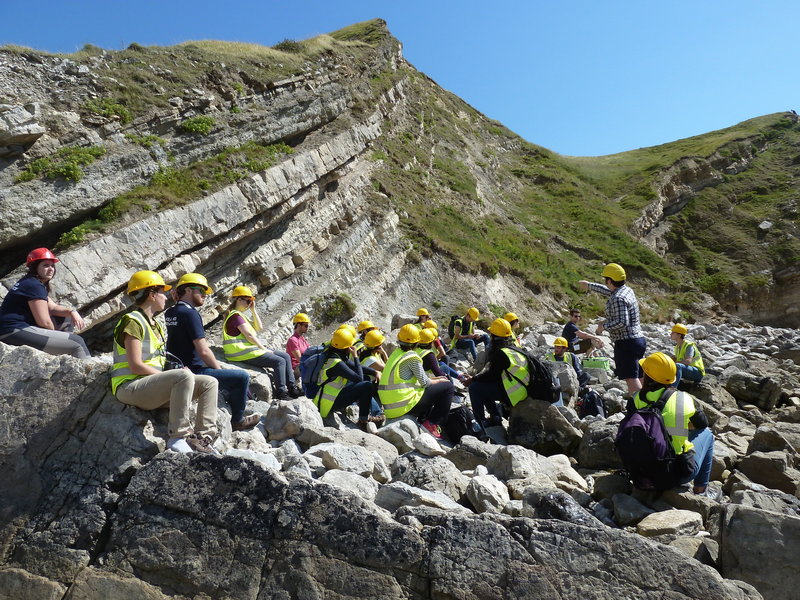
[116,369,218,439]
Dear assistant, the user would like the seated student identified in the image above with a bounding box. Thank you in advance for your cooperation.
[450,307,490,361]
[422,324,463,381]
[416,328,450,377]
[222,285,301,399]
[669,324,705,389]
[286,312,311,379]
[546,337,590,387]
[315,327,385,430]
[165,273,260,432]
[628,352,714,494]
[378,324,454,439]
[561,308,604,356]
[0,248,90,358]
[355,320,378,353]
[111,271,218,454]
[359,329,388,372]
[503,312,522,347]
[463,318,527,427]
[414,308,432,329]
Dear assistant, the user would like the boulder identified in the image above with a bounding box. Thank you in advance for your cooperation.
[576,418,624,469]
[390,454,469,503]
[0,103,46,156]
[588,470,632,500]
[747,422,800,455]
[729,480,800,516]
[737,451,800,497]
[375,417,419,454]
[521,487,604,529]
[636,509,703,537]
[486,445,545,481]
[507,398,582,455]
[298,426,399,467]
[669,537,718,568]
[721,504,800,600]
[0,567,66,600]
[411,432,446,456]
[374,481,468,513]
[224,448,282,471]
[304,442,374,477]
[444,436,498,471]
[465,474,510,513]
[724,371,784,411]
[264,398,323,441]
[319,469,380,502]
[612,493,655,526]
[549,361,579,404]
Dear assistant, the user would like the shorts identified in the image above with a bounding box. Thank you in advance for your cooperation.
[614,336,646,379]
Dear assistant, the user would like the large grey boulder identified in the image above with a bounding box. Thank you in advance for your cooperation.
[374,481,468,514]
[636,509,703,538]
[507,398,583,455]
[298,425,399,467]
[724,372,784,411]
[0,103,46,156]
[486,445,546,481]
[577,417,624,469]
[737,451,800,497]
[521,487,605,529]
[729,480,800,516]
[549,361,579,404]
[444,435,499,471]
[264,398,323,441]
[465,474,510,513]
[390,453,469,503]
[721,504,800,600]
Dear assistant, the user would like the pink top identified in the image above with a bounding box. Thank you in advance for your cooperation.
[286,332,309,368]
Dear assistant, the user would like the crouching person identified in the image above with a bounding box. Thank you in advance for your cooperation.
[624,352,714,494]
[378,324,454,439]
[111,271,219,454]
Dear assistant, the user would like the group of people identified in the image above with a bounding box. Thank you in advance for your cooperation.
[0,249,712,494]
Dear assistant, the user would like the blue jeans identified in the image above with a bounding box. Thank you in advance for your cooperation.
[456,333,490,360]
[332,380,382,420]
[439,360,461,380]
[674,364,703,388]
[679,427,714,488]
[196,367,249,423]
[240,349,296,390]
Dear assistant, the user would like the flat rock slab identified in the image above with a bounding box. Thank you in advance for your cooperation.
[636,509,703,537]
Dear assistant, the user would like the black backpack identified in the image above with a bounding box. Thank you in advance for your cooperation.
[506,347,562,403]
[615,390,696,491]
[442,405,487,443]
[447,315,461,340]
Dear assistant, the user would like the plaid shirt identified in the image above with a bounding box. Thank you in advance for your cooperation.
[587,282,643,342]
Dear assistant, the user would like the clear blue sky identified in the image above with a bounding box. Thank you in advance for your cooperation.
[2,1,798,156]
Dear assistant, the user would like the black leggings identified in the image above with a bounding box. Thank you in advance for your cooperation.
[0,326,90,359]
[408,381,454,425]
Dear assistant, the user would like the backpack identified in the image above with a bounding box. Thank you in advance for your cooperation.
[576,388,605,419]
[614,390,696,491]
[447,315,460,340]
[442,405,487,443]
[506,347,562,404]
[299,345,328,398]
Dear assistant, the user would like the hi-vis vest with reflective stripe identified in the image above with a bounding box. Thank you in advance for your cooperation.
[545,350,573,365]
[675,340,705,376]
[378,348,424,418]
[314,356,346,418]
[110,310,167,395]
[501,347,530,406]
[222,310,266,362]
[633,388,697,454]
[449,318,474,349]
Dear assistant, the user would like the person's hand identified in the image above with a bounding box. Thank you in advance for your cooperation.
[593,336,605,348]
[578,280,589,292]
[348,346,358,358]
[595,323,604,335]
[71,311,86,330]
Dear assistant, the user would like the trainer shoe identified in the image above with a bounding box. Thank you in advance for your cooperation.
[166,437,193,453]
[185,435,215,454]
[231,413,261,431]
[420,419,443,439]
[288,384,303,399]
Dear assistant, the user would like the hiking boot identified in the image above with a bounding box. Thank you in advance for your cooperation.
[368,414,386,428]
[231,413,261,431]
[166,437,193,454]
[185,435,215,454]
[288,383,303,398]
[420,420,443,439]
[275,388,291,400]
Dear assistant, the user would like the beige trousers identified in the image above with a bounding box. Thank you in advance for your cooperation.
[116,369,218,439]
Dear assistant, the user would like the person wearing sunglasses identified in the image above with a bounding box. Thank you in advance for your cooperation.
[165,273,260,432]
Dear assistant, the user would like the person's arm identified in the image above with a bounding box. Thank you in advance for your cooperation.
[433,339,446,360]
[689,408,709,430]
[329,357,364,383]
[422,353,446,377]
[236,320,268,352]
[580,281,612,297]
[124,334,162,376]
[193,337,221,369]
[28,299,54,329]
[46,298,86,330]
[250,305,263,332]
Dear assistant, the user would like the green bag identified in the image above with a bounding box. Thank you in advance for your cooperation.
[581,356,612,371]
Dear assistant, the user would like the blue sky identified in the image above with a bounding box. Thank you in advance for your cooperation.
[2,1,798,156]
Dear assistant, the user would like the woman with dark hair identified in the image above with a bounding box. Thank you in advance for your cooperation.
[0,248,90,358]
[358,329,388,372]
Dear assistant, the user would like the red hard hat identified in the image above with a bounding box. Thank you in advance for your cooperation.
[26,248,59,265]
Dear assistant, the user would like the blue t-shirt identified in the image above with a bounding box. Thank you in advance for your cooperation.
[562,321,579,345]
[0,275,49,334]
[164,301,206,371]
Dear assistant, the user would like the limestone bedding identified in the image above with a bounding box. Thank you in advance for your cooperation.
[1,313,799,599]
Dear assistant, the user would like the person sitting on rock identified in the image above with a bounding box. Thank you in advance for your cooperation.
[450,307,490,361]
[315,327,385,431]
[628,352,714,494]
[111,271,218,454]
[669,323,705,389]
[463,318,527,427]
[222,285,302,399]
[355,319,378,353]
[414,308,432,329]
[561,308,603,356]
[420,325,464,381]
[0,247,90,359]
[502,312,523,347]
[358,329,388,372]
[286,312,310,379]
[546,337,590,387]
[378,324,454,439]
[165,273,260,432]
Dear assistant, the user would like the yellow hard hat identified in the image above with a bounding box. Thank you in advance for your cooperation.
[418,329,436,345]
[488,318,513,338]
[398,323,421,344]
[601,263,626,281]
[639,352,677,385]
[503,312,519,323]
[467,307,480,320]
[338,323,358,337]
[357,320,376,333]
[416,308,430,317]
[423,320,438,330]
[176,272,213,294]
[364,330,385,348]
[331,328,356,350]
[671,323,688,335]
[292,312,310,324]
[230,285,255,299]
[127,270,171,295]
[553,337,569,347]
